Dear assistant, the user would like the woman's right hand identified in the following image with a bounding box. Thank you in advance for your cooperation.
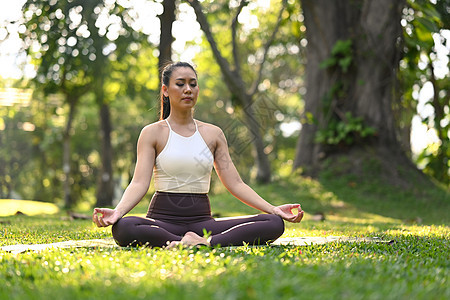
[92,208,122,227]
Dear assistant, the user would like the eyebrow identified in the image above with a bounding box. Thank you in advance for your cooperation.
[175,78,197,81]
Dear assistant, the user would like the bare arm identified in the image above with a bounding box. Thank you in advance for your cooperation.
[93,125,156,227]
[213,128,303,223]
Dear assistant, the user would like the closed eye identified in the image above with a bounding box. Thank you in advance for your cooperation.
[175,82,197,87]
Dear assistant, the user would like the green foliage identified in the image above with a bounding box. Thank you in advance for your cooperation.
[3,0,447,207]
[316,39,376,147]
[315,112,376,146]
[188,0,305,180]
[400,0,450,185]
[0,94,67,201]
[13,0,160,205]
[319,39,353,73]
[0,107,34,198]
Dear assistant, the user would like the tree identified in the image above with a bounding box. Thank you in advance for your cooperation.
[22,0,95,207]
[400,0,449,185]
[22,0,152,207]
[188,0,288,183]
[294,0,422,182]
[158,0,176,74]
[0,105,33,198]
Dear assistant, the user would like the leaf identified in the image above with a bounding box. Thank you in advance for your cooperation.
[414,23,434,45]
[319,57,337,69]
[416,16,440,33]
[339,56,352,73]
[331,39,352,56]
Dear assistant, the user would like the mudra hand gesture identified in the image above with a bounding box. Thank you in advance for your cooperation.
[273,204,304,223]
[92,208,121,228]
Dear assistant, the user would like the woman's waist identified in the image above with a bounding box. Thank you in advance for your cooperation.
[146,191,212,219]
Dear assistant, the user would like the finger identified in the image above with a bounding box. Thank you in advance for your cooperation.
[98,216,108,227]
[285,210,302,223]
[294,211,304,223]
[93,209,105,226]
[93,213,101,227]
[93,208,104,216]
[282,213,296,222]
[104,219,114,226]
[93,211,108,227]
[288,204,301,213]
[292,210,302,222]
[280,210,294,219]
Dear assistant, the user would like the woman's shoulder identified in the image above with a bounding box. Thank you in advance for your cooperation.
[142,120,167,132]
[196,120,227,146]
[196,119,223,134]
[139,120,168,139]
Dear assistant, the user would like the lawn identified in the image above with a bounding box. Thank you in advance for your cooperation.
[0,173,449,300]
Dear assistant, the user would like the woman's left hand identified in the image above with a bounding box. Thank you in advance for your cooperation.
[272,204,304,223]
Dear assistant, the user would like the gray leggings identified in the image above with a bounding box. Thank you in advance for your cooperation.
[112,192,285,247]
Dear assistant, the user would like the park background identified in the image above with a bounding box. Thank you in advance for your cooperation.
[0,0,449,299]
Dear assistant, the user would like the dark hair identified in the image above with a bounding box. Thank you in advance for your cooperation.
[160,61,198,120]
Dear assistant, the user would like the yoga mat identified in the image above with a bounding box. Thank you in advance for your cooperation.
[1,236,393,254]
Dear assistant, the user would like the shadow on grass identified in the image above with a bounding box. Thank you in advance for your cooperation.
[317,170,449,225]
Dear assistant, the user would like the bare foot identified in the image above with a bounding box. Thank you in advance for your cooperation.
[181,232,210,247]
[166,241,182,249]
[166,232,210,249]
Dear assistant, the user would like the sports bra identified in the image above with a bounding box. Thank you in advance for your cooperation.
[153,119,214,193]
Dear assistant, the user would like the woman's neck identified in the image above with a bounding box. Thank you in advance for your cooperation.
[167,111,194,126]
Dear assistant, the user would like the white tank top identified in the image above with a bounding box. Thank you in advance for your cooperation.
[154,119,214,193]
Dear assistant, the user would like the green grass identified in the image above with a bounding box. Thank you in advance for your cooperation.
[1,173,449,300]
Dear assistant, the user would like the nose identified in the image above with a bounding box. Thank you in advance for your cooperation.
[185,85,192,94]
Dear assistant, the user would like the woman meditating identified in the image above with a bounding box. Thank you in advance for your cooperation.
[92,62,304,248]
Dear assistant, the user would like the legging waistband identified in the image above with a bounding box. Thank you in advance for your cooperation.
[146,191,212,224]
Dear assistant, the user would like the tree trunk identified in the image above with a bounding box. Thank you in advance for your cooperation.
[158,0,176,74]
[241,95,272,182]
[63,97,77,208]
[294,0,410,175]
[95,96,114,207]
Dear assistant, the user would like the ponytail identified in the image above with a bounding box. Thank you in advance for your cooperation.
[160,95,171,120]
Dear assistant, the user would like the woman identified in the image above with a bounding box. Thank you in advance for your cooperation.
[93,62,304,248]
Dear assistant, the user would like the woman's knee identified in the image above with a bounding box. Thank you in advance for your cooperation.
[112,217,140,247]
[266,214,285,238]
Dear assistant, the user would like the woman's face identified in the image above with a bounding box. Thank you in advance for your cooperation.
[163,67,199,111]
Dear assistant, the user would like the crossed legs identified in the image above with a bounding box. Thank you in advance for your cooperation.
[112,214,284,248]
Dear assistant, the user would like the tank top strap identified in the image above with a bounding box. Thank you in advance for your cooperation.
[164,119,173,132]
[165,119,198,134]
[193,119,199,132]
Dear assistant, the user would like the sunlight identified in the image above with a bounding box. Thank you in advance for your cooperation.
[410,115,440,156]
[238,7,260,31]
[432,30,450,79]
[280,120,301,137]
[0,88,32,107]
[172,2,202,62]
[0,199,59,216]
